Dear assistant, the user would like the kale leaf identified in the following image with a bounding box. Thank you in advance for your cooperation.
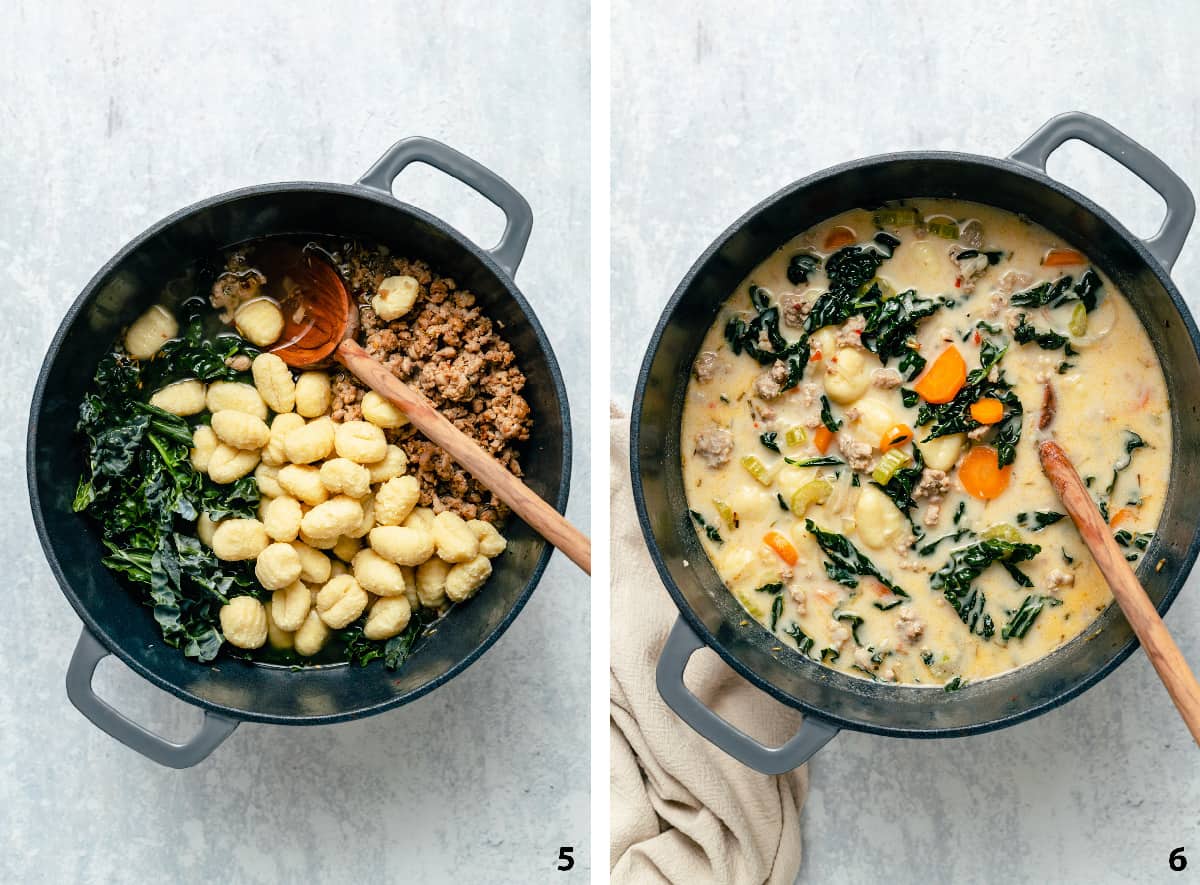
[1001,594,1063,640]
[805,519,909,597]
[930,538,1041,638]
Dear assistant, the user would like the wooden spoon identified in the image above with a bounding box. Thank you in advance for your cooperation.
[257,243,591,575]
[1038,389,1200,744]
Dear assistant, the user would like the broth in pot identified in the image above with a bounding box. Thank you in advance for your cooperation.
[681,199,1169,688]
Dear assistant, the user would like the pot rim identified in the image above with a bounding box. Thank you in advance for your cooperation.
[28,178,572,726]
[632,148,1200,738]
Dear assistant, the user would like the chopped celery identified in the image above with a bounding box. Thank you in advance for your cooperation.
[982,523,1021,543]
[790,479,833,515]
[784,426,808,448]
[1069,302,1088,336]
[874,207,920,228]
[927,218,960,239]
[714,498,737,528]
[740,454,773,486]
[871,449,912,485]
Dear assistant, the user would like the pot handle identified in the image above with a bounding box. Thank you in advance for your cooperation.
[66,628,238,769]
[357,137,533,278]
[1009,111,1195,271]
[655,617,839,775]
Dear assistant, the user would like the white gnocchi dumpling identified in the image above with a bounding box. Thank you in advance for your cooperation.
[190,425,219,473]
[300,495,364,541]
[219,596,268,649]
[332,534,361,563]
[319,458,371,499]
[235,299,285,348]
[363,595,412,640]
[315,574,369,629]
[468,520,507,558]
[253,463,284,499]
[824,347,871,404]
[432,511,479,563]
[369,525,436,566]
[352,548,407,597]
[251,352,296,414]
[334,420,388,464]
[294,371,332,418]
[285,417,335,464]
[916,432,966,472]
[150,379,206,416]
[206,381,267,420]
[207,444,261,484]
[361,391,409,429]
[293,609,331,657]
[263,495,302,542]
[444,555,492,603]
[854,485,905,550]
[366,446,408,484]
[290,540,332,584]
[211,518,270,561]
[271,579,311,632]
[262,413,305,467]
[211,410,270,451]
[277,464,329,506]
[374,475,420,525]
[254,542,302,591]
[124,305,178,360]
[372,274,420,321]
[415,557,450,608]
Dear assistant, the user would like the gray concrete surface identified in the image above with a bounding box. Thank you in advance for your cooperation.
[612,2,1200,882]
[0,2,589,882]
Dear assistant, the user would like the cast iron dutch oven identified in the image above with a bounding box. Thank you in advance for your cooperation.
[633,112,1200,773]
[28,138,570,768]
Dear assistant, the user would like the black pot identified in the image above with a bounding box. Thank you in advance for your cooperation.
[28,138,570,768]
[633,112,1199,773]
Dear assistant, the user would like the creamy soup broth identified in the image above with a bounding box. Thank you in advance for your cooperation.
[680,199,1169,687]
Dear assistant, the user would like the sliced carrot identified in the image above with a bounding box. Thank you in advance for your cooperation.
[823,226,857,250]
[1043,247,1087,267]
[913,345,967,404]
[879,423,913,453]
[814,425,834,454]
[969,397,1004,425]
[763,530,799,566]
[958,445,1012,500]
[1110,507,1136,528]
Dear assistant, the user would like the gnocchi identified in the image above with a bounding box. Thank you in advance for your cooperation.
[263,495,303,542]
[190,425,219,473]
[235,299,285,347]
[334,420,387,464]
[294,371,332,418]
[372,274,419,321]
[206,381,267,420]
[262,413,305,467]
[207,444,261,484]
[468,520,507,558]
[374,475,420,526]
[150,379,206,416]
[366,445,408,484]
[219,596,268,649]
[444,555,492,603]
[211,518,270,561]
[211,410,271,451]
[251,352,296,413]
[254,542,303,590]
[285,416,335,464]
[319,458,371,499]
[352,548,407,597]
[369,525,435,566]
[294,609,331,657]
[278,464,329,506]
[315,574,369,629]
[363,595,412,640]
[823,347,871,404]
[432,511,478,563]
[124,305,178,360]
[301,495,364,541]
[271,579,311,632]
[361,391,409,429]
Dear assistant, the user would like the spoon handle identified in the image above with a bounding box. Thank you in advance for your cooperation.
[337,339,591,575]
[1040,440,1200,745]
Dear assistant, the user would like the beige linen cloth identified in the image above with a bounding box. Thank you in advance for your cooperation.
[610,407,810,885]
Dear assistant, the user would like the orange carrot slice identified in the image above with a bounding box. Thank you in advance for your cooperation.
[913,346,967,404]
[879,423,913,453]
[814,425,834,454]
[823,226,856,250]
[958,445,1012,500]
[1043,247,1087,267]
[969,397,1004,425]
[763,531,799,566]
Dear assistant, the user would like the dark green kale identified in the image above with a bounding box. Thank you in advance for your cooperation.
[771,595,784,631]
[833,610,865,645]
[786,253,821,285]
[689,510,724,544]
[930,538,1041,638]
[805,519,909,597]
[74,352,260,663]
[870,445,926,531]
[784,456,842,468]
[1001,594,1063,640]
[760,431,780,452]
[345,608,431,669]
[1012,313,1073,352]
[820,395,842,432]
[785,622,816,656]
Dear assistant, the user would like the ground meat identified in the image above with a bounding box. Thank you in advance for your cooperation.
[1047,568,1075,591]
[995,269,1033,297]
[300,242,533,523]
[834,314,867,348]
[913,468,951,502]
[829,625,851,652]
[753,360,790,400]
[693,351,719,382]
[797,382,819,407]
[986,290,1008,319]
[839,435,874,472]
[789,587,807,616]
[780,291,812,328]
[923,503,941,527]
[225,354,252,372]
[967,425,990,441]
[949,244,990,294]
[897,607,925,641]
[871,368,903,389]
[694,428,734,468]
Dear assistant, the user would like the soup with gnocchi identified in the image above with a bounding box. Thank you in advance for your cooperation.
[681,200,1169,687]
[74,238,523,668]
